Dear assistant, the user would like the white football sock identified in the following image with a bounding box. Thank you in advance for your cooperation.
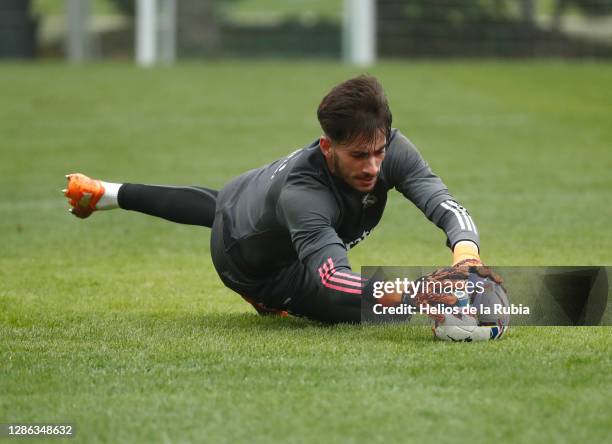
[97,181,122,210]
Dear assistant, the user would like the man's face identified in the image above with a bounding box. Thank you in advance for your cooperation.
[320,131,387,193]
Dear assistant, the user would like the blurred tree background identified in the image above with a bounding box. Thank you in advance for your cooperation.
[3,0,610,59]
[378,0,612,57]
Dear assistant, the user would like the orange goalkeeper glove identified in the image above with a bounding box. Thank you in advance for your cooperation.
[452,241,480,266]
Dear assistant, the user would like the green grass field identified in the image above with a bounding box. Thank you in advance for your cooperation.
[1,61,611,443]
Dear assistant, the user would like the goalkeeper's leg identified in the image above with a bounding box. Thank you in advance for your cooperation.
[63,173,218,227]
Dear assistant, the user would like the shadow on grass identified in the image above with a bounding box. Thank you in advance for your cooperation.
[134,311,435,344]
[4,310,434,344]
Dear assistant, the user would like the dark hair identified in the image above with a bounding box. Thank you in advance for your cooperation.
[317,75,392,146]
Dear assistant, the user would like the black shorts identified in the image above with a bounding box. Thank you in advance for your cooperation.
[210,179,362,324]
[210,214,362,324]
[210,213,315,311]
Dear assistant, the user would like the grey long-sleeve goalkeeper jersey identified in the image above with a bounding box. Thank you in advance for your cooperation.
[217,128,479,297]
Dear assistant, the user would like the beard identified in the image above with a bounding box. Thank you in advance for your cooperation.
[332,152,377,192]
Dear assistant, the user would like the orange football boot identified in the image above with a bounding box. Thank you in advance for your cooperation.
[63,173,105,218]
[241,295,289,317]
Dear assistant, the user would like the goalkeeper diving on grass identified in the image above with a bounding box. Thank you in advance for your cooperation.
[62,75,500,326]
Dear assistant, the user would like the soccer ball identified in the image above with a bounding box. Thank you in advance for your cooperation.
[469,274,510,327]
[434,317,507,342]
[433,280,508,342]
